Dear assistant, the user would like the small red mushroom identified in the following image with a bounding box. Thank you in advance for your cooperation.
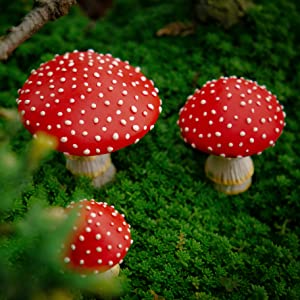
[17,50,162,187]
[178,76,286,194]
[62,199,132,278]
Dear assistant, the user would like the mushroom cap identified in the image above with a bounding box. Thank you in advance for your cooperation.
[178,76,286,158]
[17,50,162,156]
[63,199,132,274]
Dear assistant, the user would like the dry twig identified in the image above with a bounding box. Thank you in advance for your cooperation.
[0,0,76,61]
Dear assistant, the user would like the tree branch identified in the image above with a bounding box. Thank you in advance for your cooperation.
[0,0,77,61]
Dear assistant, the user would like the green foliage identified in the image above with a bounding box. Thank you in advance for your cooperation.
[0,0,300,299]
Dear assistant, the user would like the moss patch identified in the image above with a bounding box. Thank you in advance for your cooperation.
[0,0,299,299]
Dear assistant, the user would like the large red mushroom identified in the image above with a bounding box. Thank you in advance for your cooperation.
[62,199,132,278]
[17,50,162,187]
[178,76,286,194]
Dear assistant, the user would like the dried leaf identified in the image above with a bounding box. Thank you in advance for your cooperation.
[156,22,195,37]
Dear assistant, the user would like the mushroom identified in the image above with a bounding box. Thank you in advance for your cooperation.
[62,199,132,278]
[17,50,162,187]
[178,76,286,194]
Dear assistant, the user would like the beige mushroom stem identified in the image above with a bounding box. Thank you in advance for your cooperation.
[97,264,120,280]
[65,154,116,188]
[205,155,254,195]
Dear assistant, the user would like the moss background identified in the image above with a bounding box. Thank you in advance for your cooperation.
[0,0,300,299]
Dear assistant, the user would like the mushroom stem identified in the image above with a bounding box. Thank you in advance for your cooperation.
[205,155,254,195]
[97,264,120,280]
[65,153,116,187]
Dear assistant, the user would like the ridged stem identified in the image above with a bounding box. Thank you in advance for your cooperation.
[65,153,116,188]
[205,155,254,195]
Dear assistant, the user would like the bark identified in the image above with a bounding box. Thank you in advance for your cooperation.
[0,0,77,61]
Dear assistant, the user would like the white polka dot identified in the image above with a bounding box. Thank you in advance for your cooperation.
[132,125,140,131]
[131,105,138,113]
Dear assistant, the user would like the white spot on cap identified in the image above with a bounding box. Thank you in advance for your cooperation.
[108,261,114,266]
[64,257,70,263]
[113,133,119,140]
[132,125,140,132]
[83,149,90,155]
[131,105,138,113]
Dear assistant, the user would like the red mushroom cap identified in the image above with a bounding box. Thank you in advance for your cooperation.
[178,76,286,158]
[17,50,162,156]
[63,199,132,274]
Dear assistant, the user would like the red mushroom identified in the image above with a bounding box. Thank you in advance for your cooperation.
[178,76,286,194]
[17,50,162,187]
[62,199,132,278]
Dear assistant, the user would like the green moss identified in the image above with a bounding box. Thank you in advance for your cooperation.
[0,0,300,299]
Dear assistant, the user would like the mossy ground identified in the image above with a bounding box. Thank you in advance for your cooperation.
[0,0,300,299]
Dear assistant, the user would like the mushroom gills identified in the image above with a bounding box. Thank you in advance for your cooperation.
[205,155,254,195]
[65,153,116,187]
